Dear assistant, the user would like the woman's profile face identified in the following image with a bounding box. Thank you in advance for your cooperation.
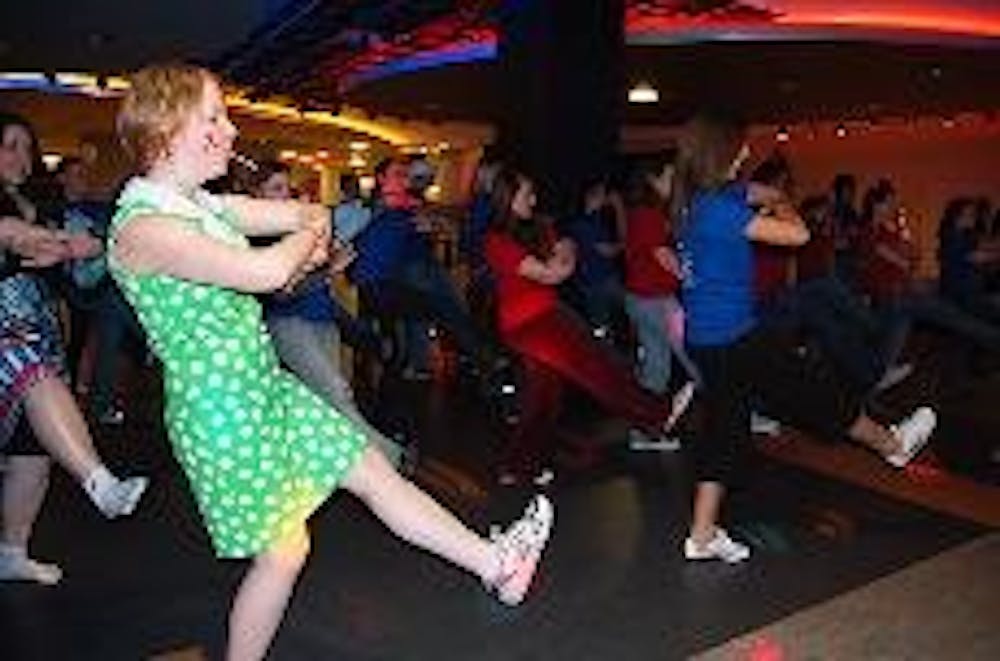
[165,76,238,183]
[511,177,536,219]
[0,123,34,186]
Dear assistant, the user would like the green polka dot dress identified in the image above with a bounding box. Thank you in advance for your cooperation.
[108,177,366,558]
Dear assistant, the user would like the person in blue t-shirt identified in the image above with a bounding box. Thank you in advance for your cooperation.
[675,113,937,565]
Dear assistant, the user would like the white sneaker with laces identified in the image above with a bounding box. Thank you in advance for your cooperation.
[486,494,555,606]
[683,528,751,564]
[886,406,937,468]
[85,470,149,519]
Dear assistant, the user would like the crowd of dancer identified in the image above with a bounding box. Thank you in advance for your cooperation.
[3,62,998,659]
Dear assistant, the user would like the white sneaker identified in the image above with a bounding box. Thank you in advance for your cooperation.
[628,429,681,452]
[486,494,555,606]
[683,528,751,564]
[874,362,914,393]
[0,549,62,585]
[886,406,937,468]
[751,412,781,436]
[86,473,149,519]
[663,381,697,432]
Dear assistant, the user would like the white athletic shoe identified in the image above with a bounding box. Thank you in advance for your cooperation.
[628,429,681,452]
[886,406,937,468]
[683,528,751,564]
[751,412,781,436]
[486,494,555,606]
[86,473,149,519]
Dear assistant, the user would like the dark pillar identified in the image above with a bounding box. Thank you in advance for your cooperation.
[497,0,625,217]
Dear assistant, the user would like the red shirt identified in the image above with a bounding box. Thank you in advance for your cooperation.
[485,229,558,333]
[754,245,792,301]
[624,206,679,296]
[862,219,913,301]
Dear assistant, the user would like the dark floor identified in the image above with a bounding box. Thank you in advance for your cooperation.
[0,362,991,661]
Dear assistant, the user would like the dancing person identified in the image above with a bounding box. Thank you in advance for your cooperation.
[0,114,148,532]
[254,161,410,470]
[108,64,553,660]
[673,113,936,564]
[485,166,695,485]
[620,154,700,450]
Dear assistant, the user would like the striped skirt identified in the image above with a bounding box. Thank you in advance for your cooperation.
[0,274,66,448]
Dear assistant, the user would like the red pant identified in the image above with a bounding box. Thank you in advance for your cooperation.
[499,305,671,474]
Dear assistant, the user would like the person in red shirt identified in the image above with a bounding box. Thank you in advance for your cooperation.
[621,155,699,450]
[863,180,1000,363]
[485,167,692,485]
[861,181,914,304]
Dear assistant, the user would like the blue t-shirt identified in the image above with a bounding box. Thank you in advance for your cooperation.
[350,207,432,286]
[679,183,756,346]
[564,210,618,287]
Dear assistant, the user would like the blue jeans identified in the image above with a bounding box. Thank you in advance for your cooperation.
[267,315,403,468]
[625,293,701,394]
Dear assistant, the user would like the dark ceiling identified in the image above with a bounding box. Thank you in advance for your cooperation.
[340,40,1000,125]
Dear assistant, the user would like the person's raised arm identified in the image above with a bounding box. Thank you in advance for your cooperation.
[219,194,330,237]
[111,214,324,293]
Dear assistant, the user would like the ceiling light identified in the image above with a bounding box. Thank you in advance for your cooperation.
[349,141,370,151]
[628,82,658,104]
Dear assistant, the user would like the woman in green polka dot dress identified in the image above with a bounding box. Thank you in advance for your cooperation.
[109,64,554,661]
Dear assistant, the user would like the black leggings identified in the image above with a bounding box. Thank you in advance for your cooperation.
[689,326,862,485]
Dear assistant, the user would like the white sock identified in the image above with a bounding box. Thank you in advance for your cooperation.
[0,544,62,585]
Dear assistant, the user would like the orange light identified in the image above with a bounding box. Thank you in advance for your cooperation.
[778,9,1000,38]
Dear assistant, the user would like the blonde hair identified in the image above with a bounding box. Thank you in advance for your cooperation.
[117,63,215,172]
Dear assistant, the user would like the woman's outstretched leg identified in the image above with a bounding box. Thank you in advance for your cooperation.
[23,376,147,517]
[341,446,554,605]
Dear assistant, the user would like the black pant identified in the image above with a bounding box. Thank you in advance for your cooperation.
[689,326,862,485]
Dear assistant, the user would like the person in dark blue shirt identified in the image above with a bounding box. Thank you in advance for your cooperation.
[939,197,1000,326]
[351,157,496,377]
[562,176,622,336]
